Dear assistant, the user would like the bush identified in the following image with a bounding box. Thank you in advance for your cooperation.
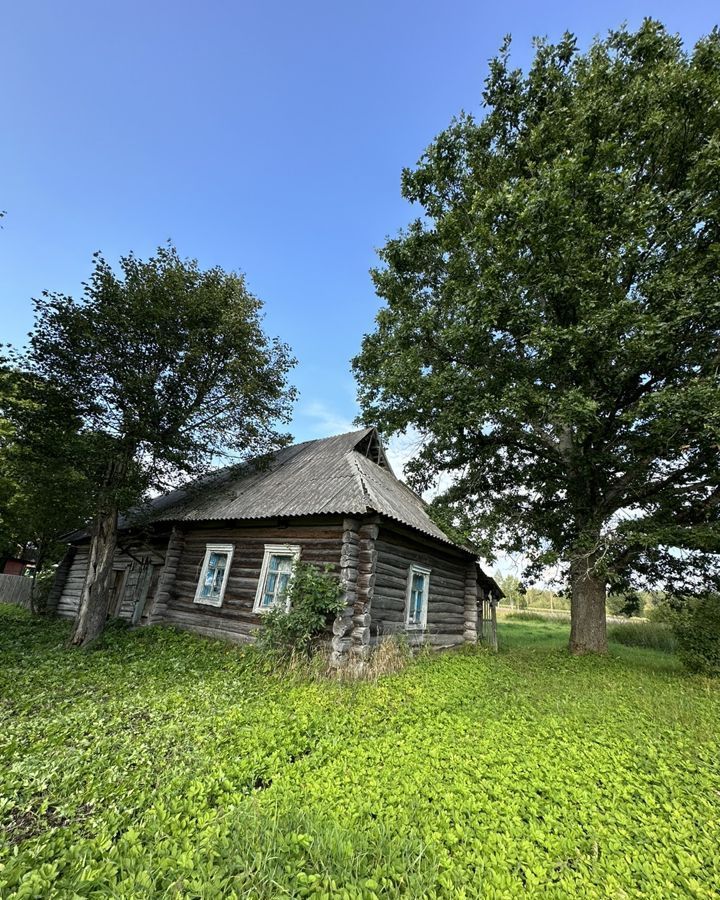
[672,595,720,676]
[607,621,677,653]
[256,562,345,657]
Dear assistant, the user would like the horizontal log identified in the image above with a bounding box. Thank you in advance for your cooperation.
[376,527,471,562]
[374,558,465,583]
[373,611,406,625]
[165,622,256,643]
[427,617,465,628]
[373,597,405,613]
[164,605,259,625]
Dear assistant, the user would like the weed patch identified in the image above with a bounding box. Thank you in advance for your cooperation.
[1,606,718,898]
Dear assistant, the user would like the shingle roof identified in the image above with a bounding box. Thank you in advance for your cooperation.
[145,427,464,548]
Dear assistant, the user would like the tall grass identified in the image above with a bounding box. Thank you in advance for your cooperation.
[282,634,415,682]
[607,621,677,652]
[505,610,567,623]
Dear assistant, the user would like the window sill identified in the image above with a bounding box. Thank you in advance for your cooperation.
[193,597,224,608]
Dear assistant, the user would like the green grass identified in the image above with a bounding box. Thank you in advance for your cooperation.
[1,606,719,898]
[607,621,679,653]
[503,610,563,623]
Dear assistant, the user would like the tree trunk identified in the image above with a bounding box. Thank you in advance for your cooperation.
[70,510,117,645]
[70,450,133,647]
[70,503,119,646]
[569,552,608,654]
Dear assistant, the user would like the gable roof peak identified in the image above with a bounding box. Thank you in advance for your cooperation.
[87,426,466,553]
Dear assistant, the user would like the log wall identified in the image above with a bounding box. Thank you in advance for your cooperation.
[56,541,167,621]
[56,546,90,619]
[372,526,473,648]
[158,519,344,642]
[46,547,77,614]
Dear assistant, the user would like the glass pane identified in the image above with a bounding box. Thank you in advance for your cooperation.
[212,563,226,596]
[200,552,227,600]
[409,573,426,624]
[410,592,421,623]
[261,554,294,608]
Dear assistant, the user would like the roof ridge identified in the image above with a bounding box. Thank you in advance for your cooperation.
[347,450,372,510]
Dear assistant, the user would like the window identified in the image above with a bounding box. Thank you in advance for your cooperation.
[405,565,431,628]
[194,543,234,607]
[254,544,301,613]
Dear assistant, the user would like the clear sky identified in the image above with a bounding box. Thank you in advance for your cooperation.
[1,0,717,456]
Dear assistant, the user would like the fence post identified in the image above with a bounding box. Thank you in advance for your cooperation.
[489,592,498,651]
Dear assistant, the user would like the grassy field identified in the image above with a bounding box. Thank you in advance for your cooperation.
[1,606,718,898]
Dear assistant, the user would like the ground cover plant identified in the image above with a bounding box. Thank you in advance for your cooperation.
[1,606,718,898]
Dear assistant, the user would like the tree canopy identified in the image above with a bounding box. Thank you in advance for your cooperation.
[0,364,93,587]
[17,244,296,644]
[353,21,720,652]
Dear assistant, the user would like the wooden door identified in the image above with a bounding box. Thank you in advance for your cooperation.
[108,568,128,618]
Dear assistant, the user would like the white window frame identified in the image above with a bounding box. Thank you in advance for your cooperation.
[193,543,235,607]
[253,544,301,613]
[405,564,431,629]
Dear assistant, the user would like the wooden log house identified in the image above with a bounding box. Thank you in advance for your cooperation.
[51,428,502,666]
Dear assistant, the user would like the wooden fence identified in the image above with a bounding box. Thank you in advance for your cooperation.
[0,574,33,610]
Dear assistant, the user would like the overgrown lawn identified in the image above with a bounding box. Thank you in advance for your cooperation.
[1,606,718,898]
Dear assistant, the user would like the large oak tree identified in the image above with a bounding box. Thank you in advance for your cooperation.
[354,22,720,653]
[21,245,296,646]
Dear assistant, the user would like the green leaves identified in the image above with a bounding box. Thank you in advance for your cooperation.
[0,608,719,896]
[354,21,720,605]
[19,243,297,506]
[256,562,345,657]
[0,364,94,575]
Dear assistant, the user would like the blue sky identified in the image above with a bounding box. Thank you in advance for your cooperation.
[1,0,716,458]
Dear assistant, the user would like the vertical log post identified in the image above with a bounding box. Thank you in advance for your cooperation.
[489,592,498,652]
[330,518,361,668]
[463,561,478,644]
[351,520,379,665]
[146,526,185,625]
